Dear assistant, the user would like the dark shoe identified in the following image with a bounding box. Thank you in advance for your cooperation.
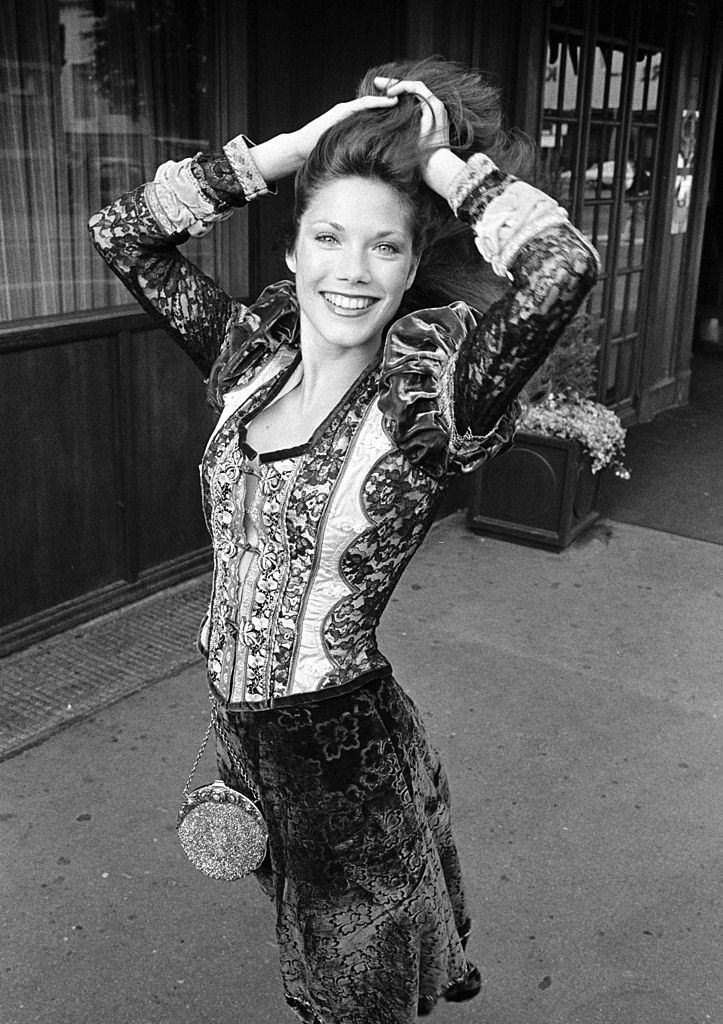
[284,993,322,1023]
[444,961,482,1003]
[417,993,437,1016]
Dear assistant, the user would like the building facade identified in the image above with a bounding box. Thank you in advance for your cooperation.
[1,0,720,652]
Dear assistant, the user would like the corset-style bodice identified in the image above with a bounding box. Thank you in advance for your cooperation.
[198,351,447,707]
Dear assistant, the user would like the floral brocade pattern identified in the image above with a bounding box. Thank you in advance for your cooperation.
[271,375,385,693]
[199,352,443,703]
[214,674,475,1024]
[202,419,248,694]
[321,449,443,682]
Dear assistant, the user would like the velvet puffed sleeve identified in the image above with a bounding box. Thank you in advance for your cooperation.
[379,154,599,479]
[87,134,272,380]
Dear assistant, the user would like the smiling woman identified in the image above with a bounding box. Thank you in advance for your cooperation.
[88,55,598,1024]
[285,182,413,385]
[287,177,417,351]
[248,177,419,453]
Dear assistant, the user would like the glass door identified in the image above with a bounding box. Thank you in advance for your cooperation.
[540,0,672,417]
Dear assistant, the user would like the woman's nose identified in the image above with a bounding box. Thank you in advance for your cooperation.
[336,247,371,283]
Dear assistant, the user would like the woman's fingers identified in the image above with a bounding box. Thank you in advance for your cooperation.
[378,78,434,99]
[323,95,398,127]
[347,94,399,110]
[291,93,398,162]
[292,78,451,170]
[330,96,398,124]
[380,80,449,143]
[373,78,447,130]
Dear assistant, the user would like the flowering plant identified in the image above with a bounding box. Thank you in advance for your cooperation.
[519,314,630,478]
[520,394,630,477]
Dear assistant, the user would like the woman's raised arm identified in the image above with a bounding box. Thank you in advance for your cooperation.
[444,155,599,440]
[88,139,265,378]
[382,77,599,440]
[377,78,599,476]
[88,93,400,380]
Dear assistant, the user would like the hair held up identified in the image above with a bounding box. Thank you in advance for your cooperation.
[291,56,535,316]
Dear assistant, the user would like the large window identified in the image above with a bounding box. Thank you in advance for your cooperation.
[0,0,248,323]
[541,0,670,413]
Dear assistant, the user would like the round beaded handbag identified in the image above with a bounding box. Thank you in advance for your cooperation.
[176,695,268,881]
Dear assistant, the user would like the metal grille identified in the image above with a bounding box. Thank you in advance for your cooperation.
[541,0,672,415]
[0,574,211,762]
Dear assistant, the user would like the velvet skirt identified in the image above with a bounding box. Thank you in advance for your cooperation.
[214,671,481,1024]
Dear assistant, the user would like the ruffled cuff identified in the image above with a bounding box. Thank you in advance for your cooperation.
[379,303,519,479]
[447,153,514,223]
[447,154,570,279]
[222,134,273,200]
[144,135,274,238]
[193,136,275,208]
[145,157,235,238]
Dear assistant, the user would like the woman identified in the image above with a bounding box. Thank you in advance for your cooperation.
[90,58,598,1024]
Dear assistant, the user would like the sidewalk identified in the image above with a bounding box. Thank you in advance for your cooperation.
[0,572,212,762]
[599,348,723,545]
[1,514,721,1024]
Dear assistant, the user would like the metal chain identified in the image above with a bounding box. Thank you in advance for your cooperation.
[210,694,260,800]
[183,692,260,802]
[183,712,215,796]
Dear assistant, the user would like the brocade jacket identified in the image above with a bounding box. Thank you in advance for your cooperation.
[89,142,598,709]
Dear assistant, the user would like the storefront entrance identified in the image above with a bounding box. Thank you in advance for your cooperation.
[542,0,673,421]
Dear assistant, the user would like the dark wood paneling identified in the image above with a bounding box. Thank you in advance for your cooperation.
[0,306,149,353]
[253,0,407,289]
[1,336,120,623]
[0,548,211,657]
[125,328,217,572]
[403,0,536,133]
[0,316,216,641]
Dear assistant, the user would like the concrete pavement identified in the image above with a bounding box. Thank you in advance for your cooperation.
[1,514,721,1024]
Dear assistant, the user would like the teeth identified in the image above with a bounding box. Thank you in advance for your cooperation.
[323,293,376,310]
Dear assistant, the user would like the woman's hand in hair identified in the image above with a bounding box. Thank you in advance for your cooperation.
[373,76,466,199]
[250,94,399,183]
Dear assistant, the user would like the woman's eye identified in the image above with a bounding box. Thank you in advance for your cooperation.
[315,233,338,244]
[376,242,400,255]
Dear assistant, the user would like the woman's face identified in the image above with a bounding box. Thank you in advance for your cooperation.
[286,176,419,355]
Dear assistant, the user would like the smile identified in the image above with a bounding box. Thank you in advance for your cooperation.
[321,292,379,312]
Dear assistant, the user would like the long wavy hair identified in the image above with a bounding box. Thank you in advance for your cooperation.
[288,56,536,320]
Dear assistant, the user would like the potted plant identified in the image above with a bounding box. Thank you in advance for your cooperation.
[467,315,629,549]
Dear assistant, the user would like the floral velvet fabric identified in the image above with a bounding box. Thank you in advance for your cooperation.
[215,673,478,1024]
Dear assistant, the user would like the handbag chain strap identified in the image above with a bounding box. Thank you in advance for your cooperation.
[183,692,260,802]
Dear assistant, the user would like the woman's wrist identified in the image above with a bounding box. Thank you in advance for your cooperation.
[447,153,511,223]
[245,133,304,183]
[424,149,466,199]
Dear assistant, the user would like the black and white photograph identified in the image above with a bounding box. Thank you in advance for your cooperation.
[1,2,721,1022]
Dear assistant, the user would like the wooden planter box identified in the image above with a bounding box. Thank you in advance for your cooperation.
[466,431,603,550]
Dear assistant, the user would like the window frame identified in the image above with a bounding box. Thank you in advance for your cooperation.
[539,0,673,416]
